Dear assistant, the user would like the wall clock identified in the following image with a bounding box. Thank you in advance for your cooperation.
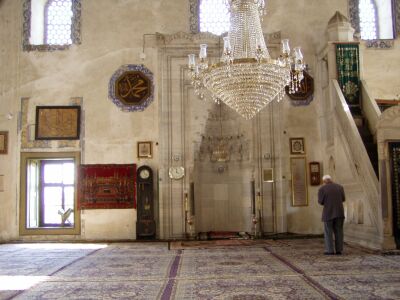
[168,166,185,180]
[136,165,156,239]
[309,161,321,186]
[139,168,150,179]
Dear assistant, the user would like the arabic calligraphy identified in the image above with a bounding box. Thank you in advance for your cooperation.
[116,71,150,105]
[36,107,80,140]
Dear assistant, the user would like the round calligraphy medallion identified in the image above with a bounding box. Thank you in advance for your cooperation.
[109,64,154,112]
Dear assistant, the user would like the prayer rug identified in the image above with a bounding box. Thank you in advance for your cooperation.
[2,240,400,299]
[53,253,176,281]
[311,273,400,299]
[172,276,326,299]
[177,250,294,279]
[13,280,166,300]
[97,242,171,256]
[0,244,100,277]
[269,249,400,276]
[78,164,136,209]
[169,239,270,250]
[207,231,242,239]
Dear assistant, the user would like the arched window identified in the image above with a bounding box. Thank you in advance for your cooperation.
[198,0,230,35]
[45,0,73,45]
[358,0,378,40]
[349,0,398,43]
[22,0,81,51]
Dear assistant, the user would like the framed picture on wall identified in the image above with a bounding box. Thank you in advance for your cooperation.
[0,131,8,154]
[0,175,4,191]
[137,141,152,158]
[290,157,308,206]
[290,137,305,155]
[35,106,81,140]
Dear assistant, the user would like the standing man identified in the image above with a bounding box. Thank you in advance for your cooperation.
[318,175,346,255]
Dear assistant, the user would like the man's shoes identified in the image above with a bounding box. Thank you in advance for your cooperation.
[324,252,334,255]
[336,252,342,255]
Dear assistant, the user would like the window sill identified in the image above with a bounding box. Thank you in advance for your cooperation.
[22,44,73,52]
[20,226,80,236]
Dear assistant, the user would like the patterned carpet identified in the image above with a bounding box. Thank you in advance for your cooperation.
[0,239,399,299]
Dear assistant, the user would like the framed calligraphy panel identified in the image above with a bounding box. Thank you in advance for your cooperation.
[290,137,305,155]
[109,64,154,112]
[0,131,8,154]
[35,106,81,140]
[137,141,153,159]
[291,157,308,206]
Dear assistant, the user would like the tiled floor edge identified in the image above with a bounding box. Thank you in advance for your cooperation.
[160,250,182,300]
[263,247,341,300]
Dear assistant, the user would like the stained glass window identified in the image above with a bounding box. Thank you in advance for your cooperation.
[45,0,73,45]
[359,0,377,40]
[199,0,230,35]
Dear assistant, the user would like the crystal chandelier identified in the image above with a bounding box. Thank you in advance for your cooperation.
[188,0,305,120]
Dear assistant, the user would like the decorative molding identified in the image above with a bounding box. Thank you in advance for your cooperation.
[71,0,82,45]
[348,0,360,34]
[158,31,281,48]
[108,64,154,112]
[159,31,221,45]
[22,0,32,51]
[396,0,400,35]
[366,39,394,49]
[189,0,200,33]
[377,105,400,127]
[22,0,82,52]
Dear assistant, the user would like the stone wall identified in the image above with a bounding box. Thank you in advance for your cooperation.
[5,0,399,242]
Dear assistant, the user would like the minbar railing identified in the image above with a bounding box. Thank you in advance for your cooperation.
[332,79,380,230]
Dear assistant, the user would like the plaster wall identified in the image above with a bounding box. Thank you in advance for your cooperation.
[0,0,21,241]
[0,0,361,241]
[0,0,189,241]
[361,40,400,100]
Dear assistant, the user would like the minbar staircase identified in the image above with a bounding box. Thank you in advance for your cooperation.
[351,107,379,178]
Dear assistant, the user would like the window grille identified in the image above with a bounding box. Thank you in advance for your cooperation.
[199,0,230,35]
[359,0,377,40]
[45,0,73,45]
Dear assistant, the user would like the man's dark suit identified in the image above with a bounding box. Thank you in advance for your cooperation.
[318,182,345,254]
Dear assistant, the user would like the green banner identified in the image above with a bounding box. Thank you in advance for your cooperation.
[336,44,360,106]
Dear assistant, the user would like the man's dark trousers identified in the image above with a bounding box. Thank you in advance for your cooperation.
[324,217,344,253]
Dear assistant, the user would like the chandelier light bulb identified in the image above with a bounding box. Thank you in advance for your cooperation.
[223,36,232,53]
[188,54,196,69]
[281,39,290,55]
[294,47,304,61]
[199,44,208,59]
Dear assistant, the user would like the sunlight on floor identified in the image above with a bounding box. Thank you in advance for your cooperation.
[0,276,49,291]
[14,243,108,250]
